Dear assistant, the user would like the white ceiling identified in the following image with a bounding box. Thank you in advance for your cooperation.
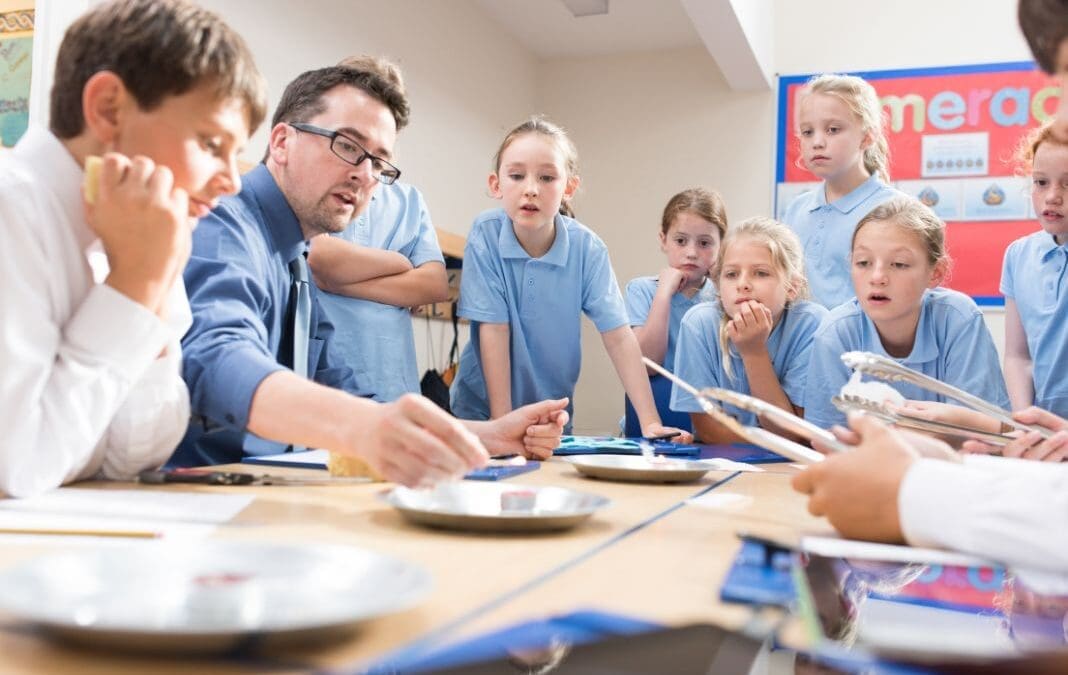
[472,0,703,59]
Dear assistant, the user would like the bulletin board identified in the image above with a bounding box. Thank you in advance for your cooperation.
[0,0,33,150]
[775,62,1060,306]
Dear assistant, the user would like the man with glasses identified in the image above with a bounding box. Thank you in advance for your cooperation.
[172,63,568,482]
[308,57,450,405]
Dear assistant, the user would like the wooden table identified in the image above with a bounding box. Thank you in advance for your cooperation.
[0,456,830,673]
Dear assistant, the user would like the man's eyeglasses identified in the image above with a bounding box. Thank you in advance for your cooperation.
[288,122,401,185]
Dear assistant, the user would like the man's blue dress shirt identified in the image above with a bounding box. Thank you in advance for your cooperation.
[171,164,365,467]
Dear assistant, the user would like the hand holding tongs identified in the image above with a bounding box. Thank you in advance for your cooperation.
[831,394,1015,447]
[840,351,1051,439]
[643,358,836,464]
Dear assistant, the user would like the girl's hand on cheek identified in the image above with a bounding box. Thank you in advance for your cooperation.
[727,300,773,356]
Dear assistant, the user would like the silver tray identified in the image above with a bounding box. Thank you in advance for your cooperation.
[0,540,431,653]
[568,455,717,483]
[380,482,610,532]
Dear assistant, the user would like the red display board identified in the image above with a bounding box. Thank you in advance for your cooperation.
[776,63,1061,304]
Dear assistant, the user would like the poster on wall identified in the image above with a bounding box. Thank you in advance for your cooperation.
[0,0,33,151]
[776,62,1060,305]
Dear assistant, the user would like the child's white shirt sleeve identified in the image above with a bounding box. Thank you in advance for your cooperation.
[899,455,1068,573]
[0,154,188,498]
[95,279,192,481]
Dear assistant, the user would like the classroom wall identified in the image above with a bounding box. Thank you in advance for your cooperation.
[774,0,1031,75]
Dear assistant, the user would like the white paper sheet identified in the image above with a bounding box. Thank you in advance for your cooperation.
[0,511,215,545]
[696,458,765,473]
[0,488,254,544]
[800,535,997,568]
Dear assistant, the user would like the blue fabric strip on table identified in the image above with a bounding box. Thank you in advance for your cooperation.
[363,610,661,673]
[554,436,790,464]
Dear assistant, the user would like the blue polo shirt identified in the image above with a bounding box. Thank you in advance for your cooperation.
[804,288,1009,429]
[1001,230,1068,417]
[317,182,445,402]
[450,208,629,425]
[669,300,828,426]
[625,275,716,369]
[173,164,365,467]
[783,174,902,309]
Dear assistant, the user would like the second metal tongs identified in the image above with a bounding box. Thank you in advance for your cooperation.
[840,351,1051,439]
[643,358,841,463]
[831,394,1015,447]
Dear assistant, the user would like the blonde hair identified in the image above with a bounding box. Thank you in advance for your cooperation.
[660,187,728,238]
[714,217,809,380]
[797,73,891,184]
[1014,118,1068,175]
[493,116,579,218]
[853,196,952,270]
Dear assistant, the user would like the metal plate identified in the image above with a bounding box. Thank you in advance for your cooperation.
[0,540,431,653]
[568,455,716,483]
[380,481,610,533]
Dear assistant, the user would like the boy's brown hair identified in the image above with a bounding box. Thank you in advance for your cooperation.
[50,0,267,139]
[270,57,411,132]
[1019,0,1068,74]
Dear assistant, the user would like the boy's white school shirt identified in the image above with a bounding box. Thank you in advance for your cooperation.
[900,454,1068,574]
[0,126,191,498]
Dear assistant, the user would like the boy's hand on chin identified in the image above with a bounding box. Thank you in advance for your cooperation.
[86,153,192,314]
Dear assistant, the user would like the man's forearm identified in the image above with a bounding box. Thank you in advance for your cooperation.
[247,370,377,451]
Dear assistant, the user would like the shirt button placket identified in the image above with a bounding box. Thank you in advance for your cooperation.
[524,264,537,318]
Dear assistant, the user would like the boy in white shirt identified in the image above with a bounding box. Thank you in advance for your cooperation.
[0,0,266,497]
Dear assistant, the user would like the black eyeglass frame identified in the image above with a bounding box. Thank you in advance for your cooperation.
[288,122,401,185]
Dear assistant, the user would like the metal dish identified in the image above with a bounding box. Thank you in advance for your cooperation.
[0,540,431,653]
[568,455,718,483]
[380,482,610,532]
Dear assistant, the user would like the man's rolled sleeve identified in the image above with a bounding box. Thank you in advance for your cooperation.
[186,339,284,430]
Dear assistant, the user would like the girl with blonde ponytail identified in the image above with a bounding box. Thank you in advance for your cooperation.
[670,217,828,444]
[783,73,903,310]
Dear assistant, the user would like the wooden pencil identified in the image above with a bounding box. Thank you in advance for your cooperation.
[0,527,162,539]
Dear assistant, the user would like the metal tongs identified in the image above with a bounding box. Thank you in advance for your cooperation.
[831,394,1015,447]
[643,358,837,464]
[840,351,1051,439]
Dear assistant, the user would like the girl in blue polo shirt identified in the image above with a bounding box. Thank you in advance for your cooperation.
[783,73,901,309]
[450,117,691,442]
[804,197,1009,430]
[1001,121,1068,418]
[622,188,726,435]
[671,217,828,443]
